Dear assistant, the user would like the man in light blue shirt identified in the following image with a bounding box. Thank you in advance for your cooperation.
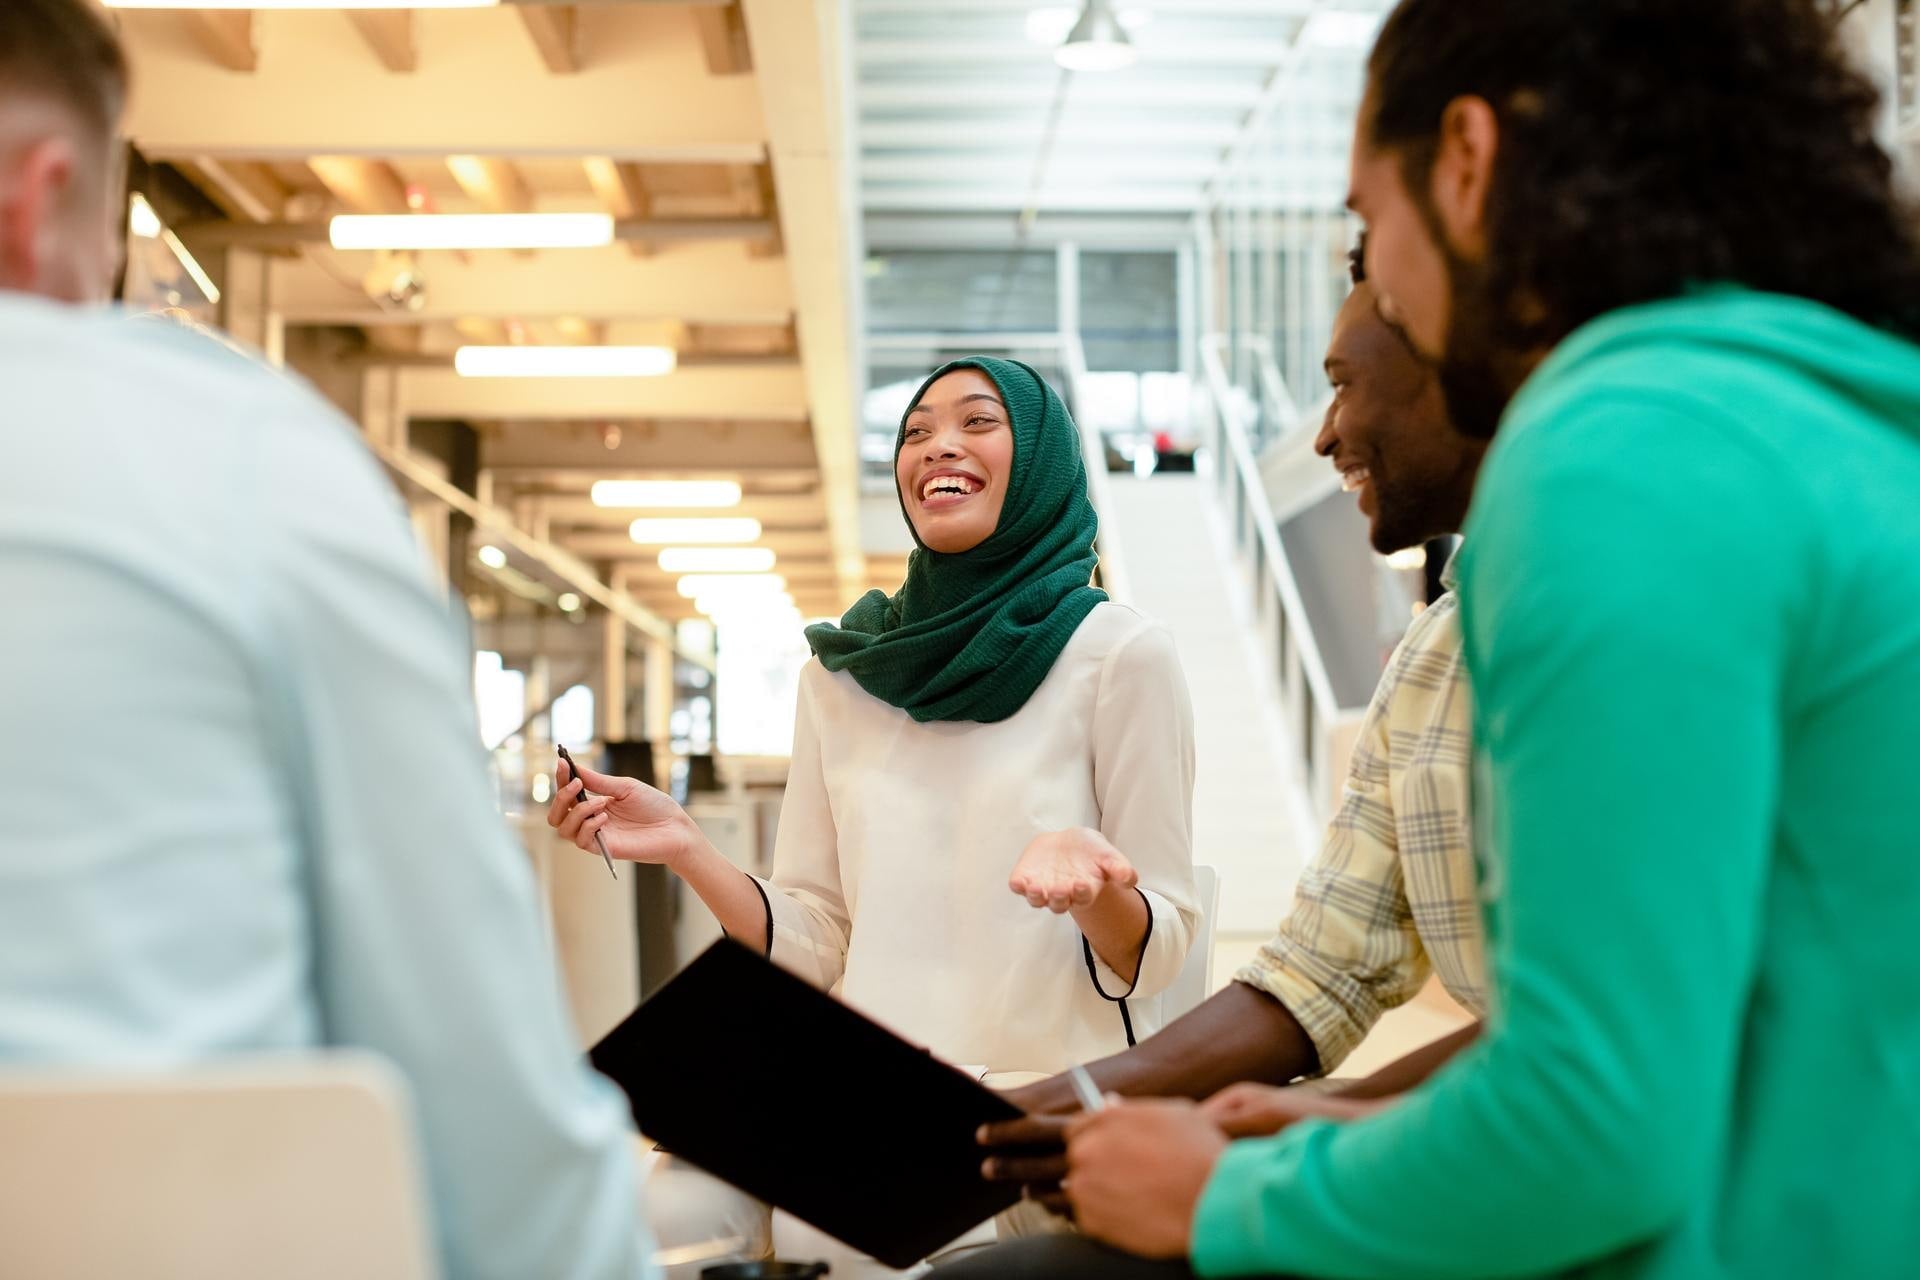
[0,4,650,1276]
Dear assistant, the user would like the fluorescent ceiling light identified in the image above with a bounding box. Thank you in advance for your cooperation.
[677,574,787,599]
[628,518,763,546]
[590,480,742,509]
[1056,0,1138,72]
[700,602,800,627]
[658,547,778,574]
[477,544,508,569]
[330,213,613,252]
[454,346,676,379]
[128,193,163,240]
[697,591,795,614]
[106,0,495,9]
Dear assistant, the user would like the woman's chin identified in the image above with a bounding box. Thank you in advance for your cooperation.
[918,525,991,555]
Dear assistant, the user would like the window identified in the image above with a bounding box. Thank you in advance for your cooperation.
[865,250,1059,334]
[1078,251,1179,372]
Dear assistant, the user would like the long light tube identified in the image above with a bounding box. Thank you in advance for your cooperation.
[590,480,742,509]
[331,213,614,252]
[128,193,163,240]
[628,518,762,546]
[107,0,496,10]
[658,547,777,574]
[697,592,795,615]
[677,574,786,599]
[455,346,676,379]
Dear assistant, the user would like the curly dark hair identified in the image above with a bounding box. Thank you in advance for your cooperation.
[1365,0,1920,347]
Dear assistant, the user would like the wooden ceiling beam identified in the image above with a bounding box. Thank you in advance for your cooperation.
[309,156,411,214]
[693,3,753,76]
[182,12,255,73]
[175,157,286,224]
[345,11,417,75]
[447,156,534,213]
[518,5,581,74]
[583,157,654,258]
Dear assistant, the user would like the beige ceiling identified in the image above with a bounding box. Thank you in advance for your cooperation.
[115,0,868,624]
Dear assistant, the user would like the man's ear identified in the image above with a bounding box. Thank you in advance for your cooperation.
[1428,96,1499,261]
[0,136,78,294]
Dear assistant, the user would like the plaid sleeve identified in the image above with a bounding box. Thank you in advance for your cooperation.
[1235,611,1446,1074]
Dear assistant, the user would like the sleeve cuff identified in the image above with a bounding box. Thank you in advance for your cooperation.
[1231,948,1381,1077]
[749,874,848,987]
[1082,887,1155,1000]
[725,874,774,959]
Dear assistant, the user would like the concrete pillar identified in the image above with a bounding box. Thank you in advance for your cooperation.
[601,610,630,743]
[219,248,283,365]
[358,367,404,454]
[645,633,677,745]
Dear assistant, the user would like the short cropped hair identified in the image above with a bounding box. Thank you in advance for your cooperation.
[0,0,129,136]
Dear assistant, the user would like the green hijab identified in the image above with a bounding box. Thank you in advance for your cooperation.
[804,356,1106,724]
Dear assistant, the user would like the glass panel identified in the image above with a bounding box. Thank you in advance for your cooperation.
[1078,251,1178,372]
[864,250,1059,334]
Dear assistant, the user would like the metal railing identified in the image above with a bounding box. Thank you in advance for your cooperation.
[1198,333,1364,815]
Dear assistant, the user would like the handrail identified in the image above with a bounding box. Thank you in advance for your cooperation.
[374,442,716,673]
[1060,331,1134,604]
[1198,331,1348,737]
[1240,334,1301,426]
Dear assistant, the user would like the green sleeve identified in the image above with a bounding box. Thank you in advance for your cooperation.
[1191,394,1808,1278]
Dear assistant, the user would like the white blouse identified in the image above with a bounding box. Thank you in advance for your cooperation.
[753,602,1198,1076]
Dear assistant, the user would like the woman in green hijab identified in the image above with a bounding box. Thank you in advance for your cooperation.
[551,357,1198,1273]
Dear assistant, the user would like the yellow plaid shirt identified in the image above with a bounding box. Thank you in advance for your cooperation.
[1237,569,1488,1072]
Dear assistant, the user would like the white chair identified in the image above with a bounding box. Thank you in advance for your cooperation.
[1162,864,1221,1021]
[0,1053,439,1280]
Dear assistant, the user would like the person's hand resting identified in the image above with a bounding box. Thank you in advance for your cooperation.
[1062,1099,1227,1259]
[547,758,697,870]
[979,1103,1076,1217]
[1009,827,1137,913]
[1200,1081,1387,1139]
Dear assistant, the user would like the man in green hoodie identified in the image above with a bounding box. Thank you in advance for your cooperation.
[938,1,1920,1277]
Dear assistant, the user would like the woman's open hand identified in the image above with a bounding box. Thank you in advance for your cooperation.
[1009,827,1138,913]
[546,758,697,870]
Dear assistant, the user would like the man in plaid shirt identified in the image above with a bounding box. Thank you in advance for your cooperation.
[982,242,1489,1194]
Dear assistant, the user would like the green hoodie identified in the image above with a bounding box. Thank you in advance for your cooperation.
[1191,289,1920,1279]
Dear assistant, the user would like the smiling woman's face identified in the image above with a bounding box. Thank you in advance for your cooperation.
[895,368,1015,554]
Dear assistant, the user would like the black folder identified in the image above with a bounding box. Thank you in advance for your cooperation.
[590,939,1026,1269]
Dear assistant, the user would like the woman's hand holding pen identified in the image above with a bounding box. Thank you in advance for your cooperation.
[547,759,698,870]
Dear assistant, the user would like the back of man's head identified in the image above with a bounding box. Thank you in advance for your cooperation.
[0,0,129,304]
[1364,0,1920,348]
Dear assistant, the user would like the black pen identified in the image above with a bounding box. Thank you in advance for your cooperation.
[556,744,618,879]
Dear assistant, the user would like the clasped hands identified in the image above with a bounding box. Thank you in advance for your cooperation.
[979,1082,1385,1259]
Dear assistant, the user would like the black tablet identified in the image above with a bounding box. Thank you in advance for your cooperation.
[590,939,1026,1269]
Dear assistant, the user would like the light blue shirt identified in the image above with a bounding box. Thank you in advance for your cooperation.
[0,296,650,1280]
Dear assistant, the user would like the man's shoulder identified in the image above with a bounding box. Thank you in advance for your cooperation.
[1381,591,1465,693]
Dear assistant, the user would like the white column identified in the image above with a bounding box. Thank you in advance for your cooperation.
[601,610,629,743]
[219,248,282,365]
[644,633,676,745]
